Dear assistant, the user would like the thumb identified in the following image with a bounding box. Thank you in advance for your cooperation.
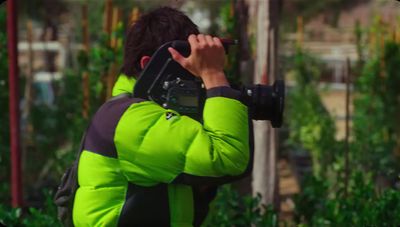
[168,47,187,67]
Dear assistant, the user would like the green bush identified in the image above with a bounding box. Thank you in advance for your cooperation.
[203,185,278,227]
[0,5,11,205]
[353,41,400,179]
[295,172,400,226]
[291,35,400,227]
[0,191,61,227]
[287,49,337,178]
[24,17,125,193]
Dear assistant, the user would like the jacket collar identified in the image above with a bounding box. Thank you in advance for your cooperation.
[112,74,136,97]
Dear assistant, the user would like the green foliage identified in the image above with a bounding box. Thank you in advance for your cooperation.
[29,18,125,180]
[293,175,329,224]
[287,49,336,177]
[354,20,364,67]
[295,172,400,226]
[352,41,400,178]
[20,14,125,224]
[203,185,278,227]
[0,6,125,226]
[219,0,240,84]
[21,190,61,227]
[0,190,61,227]
[0,206,21,227]
[0,5,10,204]
[291,30,400,227]
[26,70,89,179]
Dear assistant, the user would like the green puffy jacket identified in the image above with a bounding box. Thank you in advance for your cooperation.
[72,74,251,227]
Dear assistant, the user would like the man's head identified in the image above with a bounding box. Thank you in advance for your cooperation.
[121,7,199,78]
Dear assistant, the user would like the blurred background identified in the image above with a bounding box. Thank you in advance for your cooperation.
[1,0,400,226]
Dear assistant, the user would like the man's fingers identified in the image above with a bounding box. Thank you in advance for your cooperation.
[188,34,198,42]
[168,47,187,66]
[213,37,223,47]
[188,34,198,53]
[205,35,214,46]
[197,34,206,47]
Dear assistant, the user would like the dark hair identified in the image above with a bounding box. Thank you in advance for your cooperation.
[121,7,199,77]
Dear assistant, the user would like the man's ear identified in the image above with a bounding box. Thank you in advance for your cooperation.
[140,56,151,69]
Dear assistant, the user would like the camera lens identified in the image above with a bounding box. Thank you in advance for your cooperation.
[242,80,285,128]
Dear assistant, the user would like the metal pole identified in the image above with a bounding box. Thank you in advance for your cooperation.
[7,0,22,207]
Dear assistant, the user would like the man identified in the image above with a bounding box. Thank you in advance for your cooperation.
[73,7,252,226]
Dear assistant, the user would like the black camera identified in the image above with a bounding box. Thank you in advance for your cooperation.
[133,40,284,128]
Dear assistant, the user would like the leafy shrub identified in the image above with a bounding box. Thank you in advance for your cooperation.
[0,190,61,227]
[0,4,11,205]
[288,24,400,225]
[203,185,278,227]
[287,49,337,178]
[24,17,125,196]
[294,172,400,226]
[353,41,400,179]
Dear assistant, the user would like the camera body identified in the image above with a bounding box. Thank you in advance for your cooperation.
[133,40,284,128]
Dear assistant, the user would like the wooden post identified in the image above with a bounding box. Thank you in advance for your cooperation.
[105,7,120,99]
[344,58,351,197]
[104,0,113,35]
[251,0,280,209]
[130,7,140,26]
[101,0,113,101]
[23,20,34,121]
[21,20,35,190]
[110,7,119,48]
[107,64,117,99]
[379,33,385,78]
[397,26,400,43]
[82,4,90,118]
[296,16,303,48]
[82,4,90,53]
[22,20,34,143]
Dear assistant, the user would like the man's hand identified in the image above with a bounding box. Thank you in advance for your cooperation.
[168,34,230,89]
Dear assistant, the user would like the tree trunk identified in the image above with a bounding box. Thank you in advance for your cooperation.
[250,0,280,209]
